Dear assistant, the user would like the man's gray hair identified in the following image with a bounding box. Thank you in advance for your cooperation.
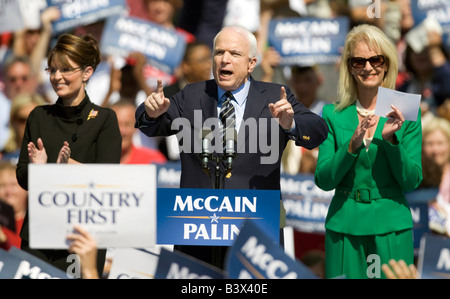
[213,26,257,58]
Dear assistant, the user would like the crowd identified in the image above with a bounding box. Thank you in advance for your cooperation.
[0,0,450,279]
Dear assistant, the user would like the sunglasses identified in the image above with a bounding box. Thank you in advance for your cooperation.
[349,55,386,69]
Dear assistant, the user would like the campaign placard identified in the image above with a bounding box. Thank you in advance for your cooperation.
[281,173,333,233]
[417,234,450,279]
[28,164,157,249]
[225,220,318,279]
[268,16,349,66]
[0,247,68,279]
[410,0,450,50]
[101,15,187,74]
[154,248,225,279]
[0,0,24,33]
[107,247,160,279]
[47,0,127,34]
[157,188,280,246]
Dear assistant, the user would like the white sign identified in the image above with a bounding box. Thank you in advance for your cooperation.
[28,164,157,249]
[375,87,421,122]
[108,247,161,279]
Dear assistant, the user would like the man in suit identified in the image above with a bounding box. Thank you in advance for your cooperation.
[135,26,329,267]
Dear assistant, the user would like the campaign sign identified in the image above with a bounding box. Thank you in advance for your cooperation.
[154,248,224,279]
[418,234,450,279]
[0,247,68,279]
[157,188,280,246]
[101,15,187,74]
[0,0,24,33]
[28,164,157,249]
[47,0,127,34]
[281,173,333,233]
[108,247,160,279]
[268,16,349,66]
[225,220,318,279]
[410,0,450,49]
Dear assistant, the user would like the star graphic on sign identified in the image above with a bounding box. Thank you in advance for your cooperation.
[210,213,220,223]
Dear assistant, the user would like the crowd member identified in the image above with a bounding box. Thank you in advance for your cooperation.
[12,6,61,92]
[314,24,422,279]
[111,100,166,164]
[0,161,27,250]
[0,56,41,152]
[423,117,450,237]
[1,93,46,163]
[135,25,328,268]
[399,30,450,126]
[16,33,121,276]
[282,65,327,175]
[102,52,153,107]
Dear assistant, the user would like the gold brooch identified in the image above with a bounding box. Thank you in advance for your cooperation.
[87,109,98,120]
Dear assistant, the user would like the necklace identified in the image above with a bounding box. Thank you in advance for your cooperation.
[356,100,375,117]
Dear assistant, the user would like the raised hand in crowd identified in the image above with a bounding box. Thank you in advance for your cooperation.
[382,259,418,279]
[66,225,99,279]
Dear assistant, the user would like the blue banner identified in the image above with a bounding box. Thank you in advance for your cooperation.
[268,17,349,66]
[410,0,450,49]
[418,234,450,279]
[47,0,127,34]
[225,220,318,279]
[154,248,225,279]
[0,247,68,279]
[101,15,187,74]
[281,173,333,234]
[157,188,280,246]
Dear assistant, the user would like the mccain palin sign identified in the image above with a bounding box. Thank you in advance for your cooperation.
[101,15,186,74]
[46,0,127,34]
[157,188,280,246]
[268,16,349,66]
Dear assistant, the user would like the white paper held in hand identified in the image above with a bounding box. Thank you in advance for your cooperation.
[374,87,421,122]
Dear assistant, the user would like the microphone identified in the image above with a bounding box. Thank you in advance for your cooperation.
[225,128,237,171]
[201,127,212,171]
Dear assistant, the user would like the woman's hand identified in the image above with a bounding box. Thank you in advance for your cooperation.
[56,141,71,163]
[348,115,377,153]
[28,138,47,164]
[382,105,404,144]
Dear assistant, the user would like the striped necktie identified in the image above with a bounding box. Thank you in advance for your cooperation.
[219,91,236,150]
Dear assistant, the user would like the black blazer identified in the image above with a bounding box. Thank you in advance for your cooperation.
[135,79,328,190]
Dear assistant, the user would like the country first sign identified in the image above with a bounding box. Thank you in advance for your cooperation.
[157,188,280,246]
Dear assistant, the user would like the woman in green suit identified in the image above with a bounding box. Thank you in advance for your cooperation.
[315,24,422,279]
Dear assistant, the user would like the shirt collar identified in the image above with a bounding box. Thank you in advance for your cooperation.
[217,77,251,107]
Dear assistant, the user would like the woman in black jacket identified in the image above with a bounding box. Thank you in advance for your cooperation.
[16,33,121,277]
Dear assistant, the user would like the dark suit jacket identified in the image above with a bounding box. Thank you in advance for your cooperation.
[135,79,328,190]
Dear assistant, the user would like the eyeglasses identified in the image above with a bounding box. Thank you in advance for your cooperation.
[45,66,84,76]
[7,75,30,83]
[349,55,386,69]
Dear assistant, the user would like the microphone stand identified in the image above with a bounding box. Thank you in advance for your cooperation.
[200,129,236,269]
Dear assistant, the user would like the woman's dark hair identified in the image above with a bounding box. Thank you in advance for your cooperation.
[47,33,100,71]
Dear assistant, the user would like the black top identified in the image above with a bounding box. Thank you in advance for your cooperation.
[16,94,122,190]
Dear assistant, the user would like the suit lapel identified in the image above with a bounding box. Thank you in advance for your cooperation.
[201,80,219,121]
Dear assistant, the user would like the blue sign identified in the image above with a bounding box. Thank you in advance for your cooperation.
[268,17,349,66]
[0,247,68,279]
[47,0,127,34]
[410,0,450,49]
[281,173,333,233]
[154,248,225,279]
[101,15,187,74]
[418,234,450,279]
[157,188,280,246]
[225,220,318,279]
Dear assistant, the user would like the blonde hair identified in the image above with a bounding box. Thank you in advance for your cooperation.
[423,117,450,144]
[336,24,398,111]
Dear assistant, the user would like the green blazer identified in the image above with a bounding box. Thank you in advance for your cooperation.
[314,103,423,235]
